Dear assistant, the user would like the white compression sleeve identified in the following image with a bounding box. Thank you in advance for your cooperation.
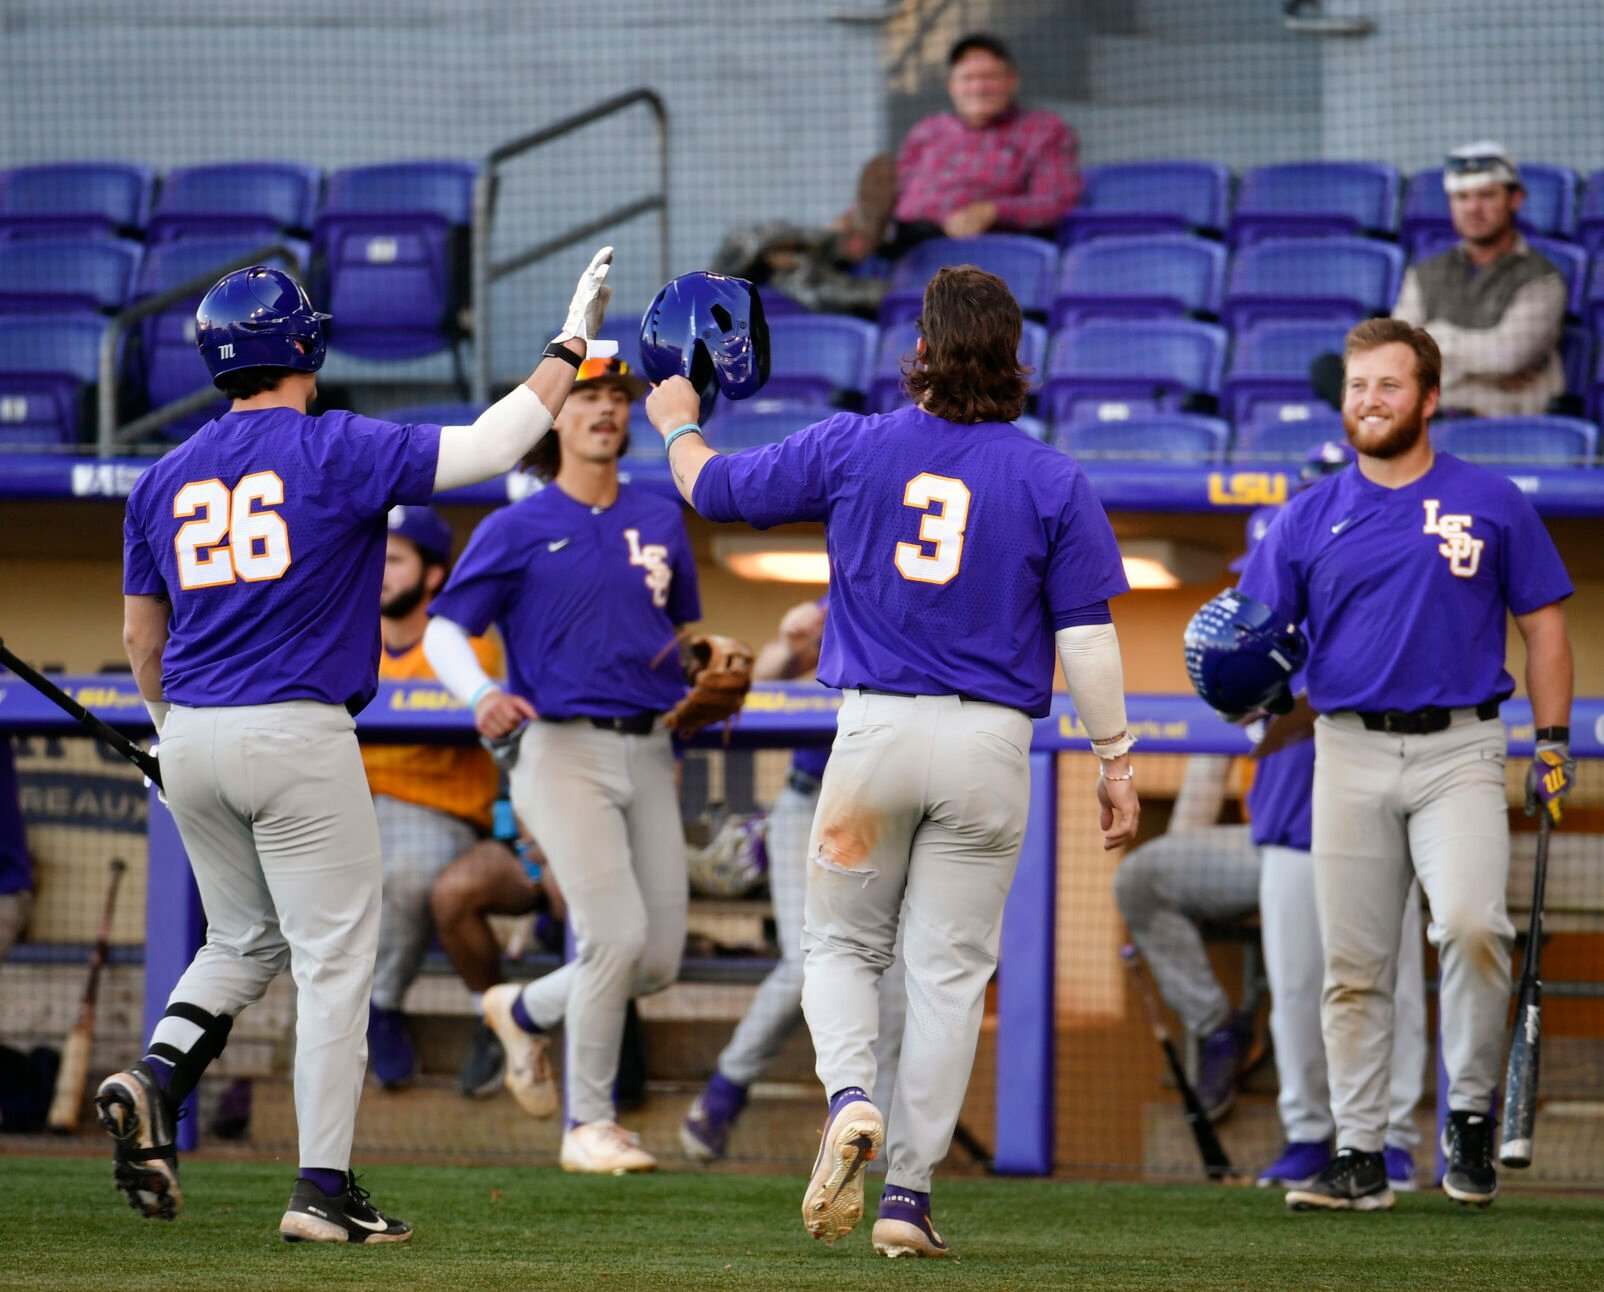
[422,616,497,707]
[1055,622,1134,757]
[432,385,554,492]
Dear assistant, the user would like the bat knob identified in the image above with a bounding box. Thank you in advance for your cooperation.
[1499,1142,1532,1170]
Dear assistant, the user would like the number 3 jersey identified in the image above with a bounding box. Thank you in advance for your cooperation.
[123,408,442,712]
[427,481,701,719]
[692,405,1128,717]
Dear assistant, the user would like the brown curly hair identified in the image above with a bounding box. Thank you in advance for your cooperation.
[901,265,1030,424]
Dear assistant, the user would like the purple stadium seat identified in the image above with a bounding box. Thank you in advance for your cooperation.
[1057,161,1232,245]
[703,404,826,450]
[1434,416,1596,466]
[1561,326,1594,402]
[763,315,879,406]
[1579,171,1604,253]
[1525,237,1587,317]
[0,236,142,314]
[148,161,322,244]
[0,162,154,240]
[1228,162,1400,246]
[1221,317,1351,423]
[313,160,478,361]
[1403,164,1578,254]
[866,319,1047,413]
[1053,413,1230,465]
[1040,318,1227,430]
[878,235,1058,326]
[1232,412,1348,462]
[1223,237,1404,330]
[756,287,809,318]
[1049,234,1226,330]
[0,313,112,446]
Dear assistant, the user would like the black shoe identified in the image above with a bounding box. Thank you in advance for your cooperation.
[458,1022,506,1099]
[279,1171,412,1243]
[1286,1147,1394,1212]
[1442,1110,1499,1207]
[95,1061,182,1221]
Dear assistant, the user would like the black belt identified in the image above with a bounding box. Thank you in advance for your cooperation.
[857,686,1030,720]
[787,768,824,795]
[543,712,660,736]
[1351,699,1501,735]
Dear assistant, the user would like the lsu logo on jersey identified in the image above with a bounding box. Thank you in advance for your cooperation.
[624,528,672,607]
[1422,499,1483,578]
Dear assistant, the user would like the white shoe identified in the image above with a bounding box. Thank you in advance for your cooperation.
[560,1120,658,1174]
[482,984,558,1119]
[801,1097,884,1245]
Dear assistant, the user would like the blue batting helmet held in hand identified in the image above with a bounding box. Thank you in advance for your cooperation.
[196,266,331,384]
[639,271,769,421]
[1184,588,1308,717]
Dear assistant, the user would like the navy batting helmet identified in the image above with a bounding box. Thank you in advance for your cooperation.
[387,505,453,567]
[639,271,769,421]
[1184,588,1308,717]
[1299,439,1356,486]
[196,266,330,384]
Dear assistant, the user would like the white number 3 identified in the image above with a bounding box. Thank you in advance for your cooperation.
[173,471,293,589]
[894,472,971,585]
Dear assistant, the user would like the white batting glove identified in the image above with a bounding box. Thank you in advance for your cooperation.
[551,245,618,358]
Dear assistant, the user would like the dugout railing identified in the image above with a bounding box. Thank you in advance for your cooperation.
[2,680,1602,1184]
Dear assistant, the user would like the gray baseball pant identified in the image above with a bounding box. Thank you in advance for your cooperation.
[802,690,1032,1194]
[370,794,478,1011]
[156,701,381,1172]
[717,778,906,1117]
[509,719,686,1126]
[1313,713,1514,1153]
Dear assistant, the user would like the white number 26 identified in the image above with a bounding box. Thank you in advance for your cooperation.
[173,472,292,589]
[894,472,971,585]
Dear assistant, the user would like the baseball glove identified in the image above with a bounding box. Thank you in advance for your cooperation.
[664,633,755,739]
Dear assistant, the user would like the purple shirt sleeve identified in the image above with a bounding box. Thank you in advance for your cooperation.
[429,513,515,636]
[666,512,702,626]
[313,414,442,517]
[1236,504,1306,624]
[122,491,164,596]
[1043,470,1130,616]
[691,422,834,527]
[1053,599,1112,630]
[1499,488,1574,614]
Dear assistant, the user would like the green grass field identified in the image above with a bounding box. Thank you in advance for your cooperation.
[8,1155,1603,1291]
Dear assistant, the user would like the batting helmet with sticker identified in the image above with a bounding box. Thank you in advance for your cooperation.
[386,505,453,567]
[196,265,330,383]
[639,271,769,421]
[1184,588,1308,717]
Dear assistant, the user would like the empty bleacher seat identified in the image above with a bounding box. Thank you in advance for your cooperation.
[1580,255,1604,333]
[0,313,112,446]
[1049,234,1226,329]
[1232,412,1348,462]
[763,315,878,406]
[704,404,825,449]
[1435,416,1596,465]
[1039,318,1227,429]
[0,236,141,313]
[1221,317,1351,423]
[878,235,1058,326]
[1526,236,1587,318]
[1053,413,1230,464]
[148,161,322,244]
[1229,162,1400,245]
[1223,237,1404,330]
[866,319,1046,413]
[0,162,154,239]
[312,160,478,360]
[1403,163,1578,254]
[1057,161,1232,244]
[1579,171,1604,253]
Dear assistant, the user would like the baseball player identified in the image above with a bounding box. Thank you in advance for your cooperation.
[423,354,698,1174]
[646,265,1140,1257]
[99,246,618,1241]
[362,504,503,1091]
[681,598,908,1163]
[1233,318,1574,1211]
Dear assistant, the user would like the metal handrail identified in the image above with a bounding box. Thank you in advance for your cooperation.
[97,242,303,456]
[471,88,668,405]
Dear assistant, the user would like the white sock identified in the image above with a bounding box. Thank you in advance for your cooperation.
[469,992,484,1017]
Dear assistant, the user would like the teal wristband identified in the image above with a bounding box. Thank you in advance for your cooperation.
[664,423,703,451]
[468,682,499,709]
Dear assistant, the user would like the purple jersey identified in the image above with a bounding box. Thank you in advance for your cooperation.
[693,406,1128,718]
[123,408,441,713]
[1237,453,1572,713]
[1246,737,1314,851]
[429,483,700,718]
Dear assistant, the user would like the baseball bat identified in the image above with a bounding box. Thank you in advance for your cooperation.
[1500,814,1550,1169]
[0,639,162,788]
[47,857,128,1132]
[1121,942,1237,1181]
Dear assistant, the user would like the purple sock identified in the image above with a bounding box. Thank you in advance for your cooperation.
[300,1167,347,1197]
[828,1085,870,1120]
[703,1071,748,1118]
[510,993,542,1035]
[140,1055,175,1091]
[880,1185,930,1215]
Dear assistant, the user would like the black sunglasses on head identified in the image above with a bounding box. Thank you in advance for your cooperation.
[1444,154,1512,175]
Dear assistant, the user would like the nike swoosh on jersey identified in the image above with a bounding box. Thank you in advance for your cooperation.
[1330,518,1355,535]
[547,538,571,553]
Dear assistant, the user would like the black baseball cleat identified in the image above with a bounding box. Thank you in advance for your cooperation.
[1286,1147,1394,1212]
[95,1062,182,1221]
[280,1171,413,1243]
[1441,1110,1499,1207]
